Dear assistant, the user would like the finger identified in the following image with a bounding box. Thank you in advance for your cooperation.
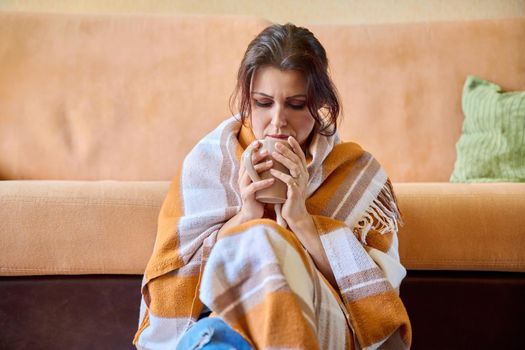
[252,148,270,164]
[239,159,259,186]
[275,142,303,169]
[275,141,299,159]
[246,140,267,163]
[240,159,273,189]
[244,178,275,195]
[270,169,297,187]
[253,159,273,173]
[249,140,268,160]
[239,166,252,187]
[272,150,302,178]
[250,140,262,150]
[288,136,307,168]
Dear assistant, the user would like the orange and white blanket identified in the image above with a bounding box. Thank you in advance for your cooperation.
[133,116,411,349]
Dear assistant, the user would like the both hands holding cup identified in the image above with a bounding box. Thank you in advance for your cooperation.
[239,136,310,228]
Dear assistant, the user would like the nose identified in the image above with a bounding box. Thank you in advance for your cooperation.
[270,104,287,128]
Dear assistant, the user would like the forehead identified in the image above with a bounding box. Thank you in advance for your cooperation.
[251,66,307,95]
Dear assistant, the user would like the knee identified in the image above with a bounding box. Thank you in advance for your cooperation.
[218,218,300,249]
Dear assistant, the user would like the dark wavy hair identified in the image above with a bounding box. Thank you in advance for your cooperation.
[230,23,341,136]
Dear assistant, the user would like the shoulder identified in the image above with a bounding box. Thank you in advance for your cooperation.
[324,141,370,167]
[332,141,365,155]
[184,116,242,163]
[317,140,389,185]
[179,117,242,189]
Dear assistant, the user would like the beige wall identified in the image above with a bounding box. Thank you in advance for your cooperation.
[1,0,524,25]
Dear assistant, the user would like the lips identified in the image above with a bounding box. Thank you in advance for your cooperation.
[266,134,290,140]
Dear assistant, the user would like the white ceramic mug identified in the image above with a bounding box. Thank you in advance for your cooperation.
[242,138,291,204]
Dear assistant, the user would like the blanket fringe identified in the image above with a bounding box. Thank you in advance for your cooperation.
[355,179,403,244]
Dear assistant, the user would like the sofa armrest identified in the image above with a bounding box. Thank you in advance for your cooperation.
[0,180,169,276]
[395,182,525,272]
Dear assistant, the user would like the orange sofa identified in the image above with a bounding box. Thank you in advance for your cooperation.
[1,12,524,349]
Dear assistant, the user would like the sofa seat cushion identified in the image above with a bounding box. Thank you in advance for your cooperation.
[0,180,168,276]
[1,181,524,275]
[396,182,525,271]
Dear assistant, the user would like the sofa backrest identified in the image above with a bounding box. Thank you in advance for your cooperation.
[310,19,525,181]
[0,12,270,180]
[1,12,524,181]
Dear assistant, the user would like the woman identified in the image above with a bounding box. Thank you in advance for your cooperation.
[134,23,411,350]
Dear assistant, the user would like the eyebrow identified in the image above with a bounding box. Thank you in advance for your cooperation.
[252,91,307,99]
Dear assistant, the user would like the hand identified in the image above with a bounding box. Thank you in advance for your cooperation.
[238,141,275,222]
[269,136,310,229]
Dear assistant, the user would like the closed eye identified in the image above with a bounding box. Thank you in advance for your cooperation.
[288,102,306,110]
[254,100,272,108]
[253,98,305,110]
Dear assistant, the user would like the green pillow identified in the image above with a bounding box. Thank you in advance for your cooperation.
[450,76,525,183]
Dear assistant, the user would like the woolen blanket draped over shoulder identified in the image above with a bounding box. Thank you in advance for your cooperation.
[133,116,412,349]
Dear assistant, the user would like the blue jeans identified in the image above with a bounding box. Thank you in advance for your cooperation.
[176,317,253,350]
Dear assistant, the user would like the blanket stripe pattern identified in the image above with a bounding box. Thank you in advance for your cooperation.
[133,116,411,349]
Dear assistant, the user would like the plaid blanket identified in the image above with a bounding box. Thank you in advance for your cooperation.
[133,116,411,349]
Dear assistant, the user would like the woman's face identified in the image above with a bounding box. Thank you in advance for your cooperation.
[249,66,315,147]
